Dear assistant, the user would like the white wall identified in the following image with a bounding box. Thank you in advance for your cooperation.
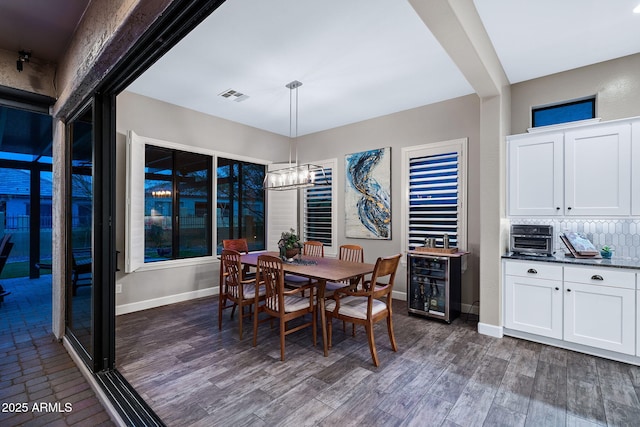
[115,91,290,312]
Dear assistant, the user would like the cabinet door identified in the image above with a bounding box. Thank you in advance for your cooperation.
[564,123,631,216]
[632,121,640,216]
[504,275,563,339]
[564,282,635,355]
[508,134,563,216]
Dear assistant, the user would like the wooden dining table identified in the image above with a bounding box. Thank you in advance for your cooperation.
[240,251,375,356]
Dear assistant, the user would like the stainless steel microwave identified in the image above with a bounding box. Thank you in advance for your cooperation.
[510,224,554,256]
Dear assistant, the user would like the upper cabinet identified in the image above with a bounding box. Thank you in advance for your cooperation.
[508,133,564,216]
[508,118,638,217]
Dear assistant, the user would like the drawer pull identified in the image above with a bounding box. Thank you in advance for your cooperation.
[567,289,571,292]
[591,275,604,281]
[555,287,560,291]
[527,268,537,274]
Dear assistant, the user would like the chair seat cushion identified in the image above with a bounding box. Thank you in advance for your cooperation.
[230,283,264,299]
[267,295,314,312]
[284,274,309,285]
[325,296,387,320]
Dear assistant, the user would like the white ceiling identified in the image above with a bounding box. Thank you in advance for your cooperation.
[1,1,639,136]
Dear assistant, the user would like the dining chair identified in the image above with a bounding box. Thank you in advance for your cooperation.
[222,238,254,278]
[219,249,265,339]
[253,254,316,361]
[284,241,325,293]
[303,241,324,257]
[325,244,365,334]
[325,253,402,367]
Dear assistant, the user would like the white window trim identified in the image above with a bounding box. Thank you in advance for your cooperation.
[300,158,338,257]
[400,138,468,261]
[125,130,270,272]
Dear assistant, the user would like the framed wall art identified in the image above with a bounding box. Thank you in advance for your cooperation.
[344,147,391,239]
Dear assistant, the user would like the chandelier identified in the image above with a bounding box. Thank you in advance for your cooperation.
[263,80,329,191]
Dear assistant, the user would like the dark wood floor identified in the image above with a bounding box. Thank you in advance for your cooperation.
[116,296,640,426]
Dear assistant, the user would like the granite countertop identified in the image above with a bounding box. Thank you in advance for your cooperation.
[502,252,640,270]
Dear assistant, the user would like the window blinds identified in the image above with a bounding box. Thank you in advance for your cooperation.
[408,152,459,250]
[303,167,332,246]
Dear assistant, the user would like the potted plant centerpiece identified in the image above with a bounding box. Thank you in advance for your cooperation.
[279,228,302,259]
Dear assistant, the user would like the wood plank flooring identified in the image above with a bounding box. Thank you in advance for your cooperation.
[115,296,640,426]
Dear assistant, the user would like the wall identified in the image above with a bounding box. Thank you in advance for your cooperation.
[114,91,290,312]
[297,94,481,311]
[0,48,56,97]
[511,53,640,134]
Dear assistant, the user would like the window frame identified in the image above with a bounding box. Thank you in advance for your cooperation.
[401,138,468,259]
[532,96,596,128]
[125,131,268,272]
[301,158,337,257]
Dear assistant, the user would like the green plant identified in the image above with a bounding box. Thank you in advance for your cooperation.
[601,245,612,253]
[278,228,302,250]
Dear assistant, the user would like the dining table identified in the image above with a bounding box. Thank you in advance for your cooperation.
[240,251,375,357]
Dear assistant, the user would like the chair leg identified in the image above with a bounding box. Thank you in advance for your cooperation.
[280,319,286,361]
[230,303,237,319]
[387,314,398,352]
[218,295,224,331]
[238,305,243,340]
[352,323,356,337]
[327,316,333,349]
[365,321,379,367]
[312,308,317,347]
[252,303,260,347]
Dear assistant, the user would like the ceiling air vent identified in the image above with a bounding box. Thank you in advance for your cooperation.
[218,89,249,102]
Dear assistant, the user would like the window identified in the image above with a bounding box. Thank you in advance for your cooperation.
[216,157,265,254]
[402,139,467,251]
[302,159,336,254]
[532,97,596,128]
[144,145,212,262]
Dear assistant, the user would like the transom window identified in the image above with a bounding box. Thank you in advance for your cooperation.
[532,97,596,128]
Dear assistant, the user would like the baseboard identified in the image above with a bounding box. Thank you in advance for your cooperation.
[478,322,503,338]
[115,287,218,316]
[392,290,407,301]
[63,338,126,427]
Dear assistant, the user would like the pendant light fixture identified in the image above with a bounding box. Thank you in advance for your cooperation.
[263,80,328,191]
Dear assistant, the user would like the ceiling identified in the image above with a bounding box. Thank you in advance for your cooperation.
[1,0,639,137]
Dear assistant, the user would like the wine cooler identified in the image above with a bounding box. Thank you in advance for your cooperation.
[407,251,463,323]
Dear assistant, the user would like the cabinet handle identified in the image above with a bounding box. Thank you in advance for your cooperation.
[527,268,537,274]
[567,207,572,210]
[555,287,560,291]
[591,274,604,281]
[556,207,560,210]
[567,289,571,292]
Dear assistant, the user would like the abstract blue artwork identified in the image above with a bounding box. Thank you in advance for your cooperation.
[345,147,391,239]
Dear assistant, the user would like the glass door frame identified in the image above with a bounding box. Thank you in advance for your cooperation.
[64,94,116,372]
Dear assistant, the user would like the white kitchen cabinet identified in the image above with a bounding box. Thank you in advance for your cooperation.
[508,133,563,216]
[507,118,636,217]
[564,123,631,216]
[504,261,563,339]
[504,260,638,359]
[632,121,640,216]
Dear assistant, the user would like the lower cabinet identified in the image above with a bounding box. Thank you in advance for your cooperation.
[504,264,562,339]
[504,260,638,358]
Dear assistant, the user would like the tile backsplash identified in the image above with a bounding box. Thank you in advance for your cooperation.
[511,219,640,260]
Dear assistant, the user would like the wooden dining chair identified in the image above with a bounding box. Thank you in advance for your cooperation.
[325,253,402,367]
[326,244,365,333]
[303,241,324,257]
[253,254,316,361]
[219,249,265,339]
[222,238,254,278]
[284,241,325,293]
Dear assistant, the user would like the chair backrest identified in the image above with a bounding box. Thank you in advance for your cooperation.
[339,244,364,263]
[221,249,244,296]
[222,238,249,254]
[257,255,285,313]
[303,241,324,257]
[369,254,402,297]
